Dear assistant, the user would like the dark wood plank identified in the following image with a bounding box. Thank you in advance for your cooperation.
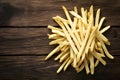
[0,56,120,80]
[0,0,119,26]
[0,28,52,55]
[0,27,120,55]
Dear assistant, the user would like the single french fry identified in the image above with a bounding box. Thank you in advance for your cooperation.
[48,25,62,31]
[49,38,65,45]
[90,37,95,52]
[95,60,99,67]
[61,45,69,51]
[45,45,61,60]
[84,58,90,74]
[89,54,94,75]
[59,51,69,63]
[62,6,73,26]
[57,57,69,73]
[100,26,110,33]
[54,47,69,61]
[74,6,78,14]
[64,59,72,71]
[78,19,84,41]
[76,63,84,73]
[48,34,61,39]
[52,29,65,37]
[98,17,106,30]
[81,8,87,23]
[70,47,74,59]
[95,9,100,27]
[70,11,85,23]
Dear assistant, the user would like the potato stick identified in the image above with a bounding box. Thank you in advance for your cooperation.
[81,51,86,61]
[72,18,82,46]
[78,19,84,41]
[61,45,69,51]
[52,29,65,37]
[88,53,94,75]
[97,41,101,47]
[96,42,105,57]
[48,25,62,31]
[100,26,110,33]
[49,38,65,45]
[56,16,69,24]
[95,50,105,57]
[64,59,72,71]
[70,11,85,23]
[53,17,78,54]
[90,37,95,52]
[59,51,69,63]
[58,17,81,50]
[45,45,61,60]
[92,51,106,65]
[100,40,114,59]
[98,17,105,30]
[76,63,85,73]
[95,9,100,27]
[95,60,99,67]
[95,43,100,51]
[77,56,84,68]
[54,47,69,61]
[89,5,94,25]
[84,58,90,74]
[99,48,105,57]
[97,31,110,45]
[70,47,77,68]
[73,55,77,68]
[62,6,73,26]
[48,34,61,39]
[54,52,64,61]
[89,5,94,17]
[57,57,69,73]
[81,8,87,23]
[77,16,92,62]
[74,6,78,14]
[59,41,69,47]
[70,47,74,59]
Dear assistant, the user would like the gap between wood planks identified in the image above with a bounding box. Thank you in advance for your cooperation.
[0,27,120,56]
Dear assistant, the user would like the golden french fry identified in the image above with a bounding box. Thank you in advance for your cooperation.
[100,26,110,33]
[48,25,62,31]
[57,57,69,73]
[45,45,61,60]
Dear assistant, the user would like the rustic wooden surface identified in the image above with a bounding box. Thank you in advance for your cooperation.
[0,0,120,80]
[0,0,120,26]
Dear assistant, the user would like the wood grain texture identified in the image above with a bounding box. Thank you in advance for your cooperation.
[0,56,120,80]
[0,27,120,55]
[0,0,120,26]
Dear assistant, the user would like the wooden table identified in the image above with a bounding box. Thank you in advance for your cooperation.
[0,0,120,80]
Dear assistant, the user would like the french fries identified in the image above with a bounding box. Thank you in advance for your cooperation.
[45,5,114,75]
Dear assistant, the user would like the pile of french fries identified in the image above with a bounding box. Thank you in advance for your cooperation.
[45,5,114,75]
